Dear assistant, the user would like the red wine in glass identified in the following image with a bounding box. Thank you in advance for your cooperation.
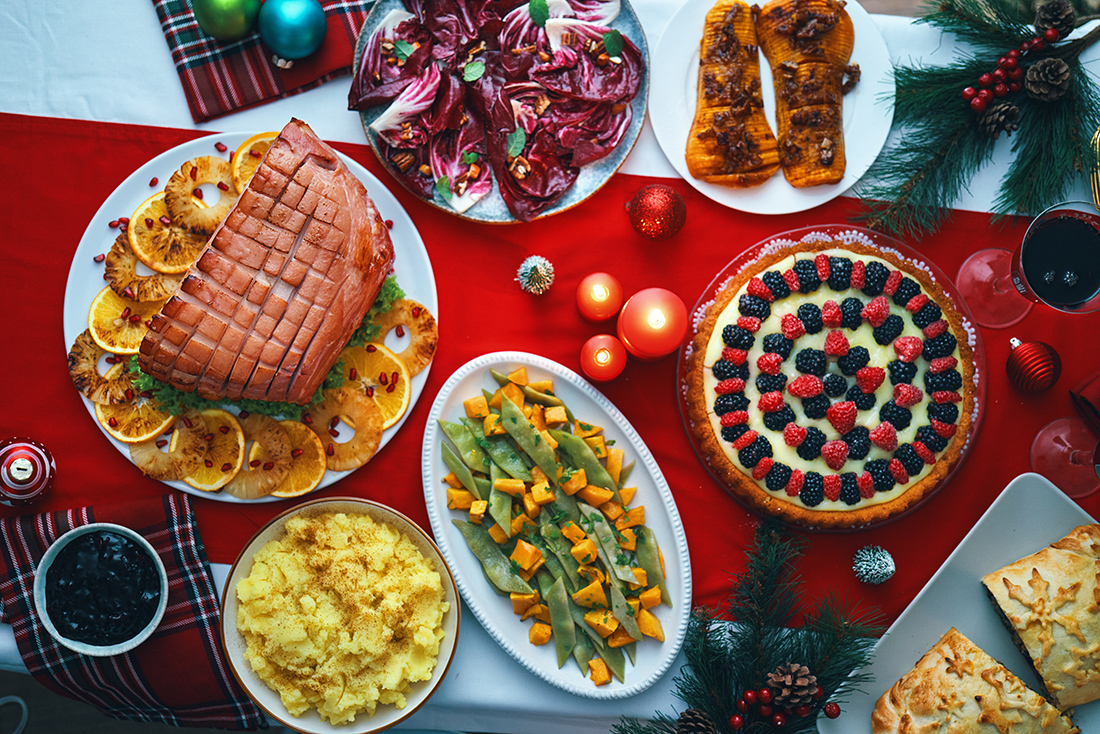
[1011,202,1100,313]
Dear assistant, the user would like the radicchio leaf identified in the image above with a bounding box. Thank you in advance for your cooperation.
[430,116,493,213]
[567,0,620,25]
[370,62,442,147]
[538,19,642,103]
[348,10,432,110]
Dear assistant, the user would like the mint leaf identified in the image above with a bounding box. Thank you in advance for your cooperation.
[463,60,485,82]
[436,175,453,201]
[506,127,526,158]
[461,151,480,165]
[529,0,549,27]
[393,39,415,61]
[603,30,623,58]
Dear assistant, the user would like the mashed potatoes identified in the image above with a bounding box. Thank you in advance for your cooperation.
[236,511,449,725]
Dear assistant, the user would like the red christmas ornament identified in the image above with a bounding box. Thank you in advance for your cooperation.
[626,184,686,240]
[1006,337,1061,393]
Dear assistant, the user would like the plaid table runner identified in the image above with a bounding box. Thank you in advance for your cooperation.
[0,493,265,730]
[152,0,373,122]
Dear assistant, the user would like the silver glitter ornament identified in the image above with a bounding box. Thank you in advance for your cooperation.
[853,545,895,585]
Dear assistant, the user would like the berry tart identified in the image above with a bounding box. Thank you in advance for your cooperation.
[684,229,979,529]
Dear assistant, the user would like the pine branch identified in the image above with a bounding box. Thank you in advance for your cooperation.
[919,0,1032,49]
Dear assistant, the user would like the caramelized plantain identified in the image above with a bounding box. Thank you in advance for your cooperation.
[686,0,780,187]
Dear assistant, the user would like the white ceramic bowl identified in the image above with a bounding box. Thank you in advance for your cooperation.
[220,497,460,734]
[33,522,169,657]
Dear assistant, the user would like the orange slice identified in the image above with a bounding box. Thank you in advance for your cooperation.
[181,408,244,491]
[128,191,209,274]
[87,286,165,355]
[231,132,278,192]
[339,343,411,430]
[250,420,327,498]
[94,365,176,443]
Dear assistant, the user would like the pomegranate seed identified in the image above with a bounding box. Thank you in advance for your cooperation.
[250,459,261,468]
[108,417,119,427]
[329,416,340,428]
[118,217,129,225]
[396,325,405,337]
[123,286,135,299]
[349,367,357,380]
[229,151,235,161]
[329,427,340,438]
[239,410,250,418]
[140,391,152,398]
[120,307,131,320]
[412,306,421,317]
[183,416,193,428]
[326,443,335,456]
[392,371,399,385]
[366,344,377,352]
[156,439,167,449]
[249,149,262,157]
[387,382,397,393]
[119,223,128,232]
[221,462,232,472]
[149,176,159,187]
[379,371,388,385]
[214,141,228,152]
[291,448,304,458]
[365,386,375,397]
[164,428,175,437]
[93,253,106,263]
[103,273,109,281]
[108,219,119,228]
[190,166,197,181]
[204,459,214,468]
[160,215,172,226]
[263,462,274,471]
[145,217,154,227]
[219,425,229,433]
[193,188,204,200]
[128,314,142,323]
[302,414,312,424]
[203,433,214,441]
[104,355,118,364]
[217,181,229,191]
[145,320,152,328]
[384,219,394,229]
[125,388,134,401]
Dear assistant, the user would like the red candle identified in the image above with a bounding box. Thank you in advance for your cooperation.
[576,272,624,322]
[617,287,688,360]
[0,437,54,506]
[579,335,627,382]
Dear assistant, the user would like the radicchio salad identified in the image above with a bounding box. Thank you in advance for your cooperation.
[349,0,646,222]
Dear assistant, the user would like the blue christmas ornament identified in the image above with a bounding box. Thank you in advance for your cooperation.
[258,0,328,67]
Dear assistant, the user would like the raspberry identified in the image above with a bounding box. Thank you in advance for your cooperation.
[722,347,748,365]
[761,270,790,299]
[873,314,905,345]
[786,468,805,496]
[797,303,823,333]
[715,378,746,394]
[732,430,758,450]
[793,259,821,293]
[856,366,885,393]
[863,261,889,295]
[892,277,921,307]
[752,456,774,480]
[784,422,808,447]
[737,316,762,333]
[840,297,864,329]
[781,313,806,339]
[837,346,870,376]
[867,459,895,492]
[762,333,793,359]
[883,270,903,296]
[714,359,749,381]
[756,373,788,393]
[802,395,831,420]
[738,294,771,321]
[821,299,842,328]
[857,471,875,498]
[787,374,823,398]
[720,410,749,426]
[795,348,827,376]
[797,426,827,460]
[747,277,774,302]
[888,360,917,385]
[840,473,861,505]
[783,269,801,293]
[893,383,924,408]
[860,296,890,327]
[759,391,786,412]
[823,330,850,357]
[905,293,929,313]
[879,400,913,430]
[764,462,792,491]
[932,418,957,438]
[928,401,959,423]
[893,336,924,363]
[822,373,848,398]
[823,473,842,500]
[827,257,852,291]
[870,421,898,451]
[715,393,750,414]
[847,384,877,410]
[757,352,783,375]
[799,472,823,505]
[912,441,937,465]
[815,253,831,281]
[723,324,755,350]
[888,458,910,484]
[850,260,865,289]
[923,332,958,360]
[826,401,857,434]
[922,319,949,338]
[764,406,797,432]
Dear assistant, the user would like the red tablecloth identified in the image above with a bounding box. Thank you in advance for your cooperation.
[4,112,1099,626]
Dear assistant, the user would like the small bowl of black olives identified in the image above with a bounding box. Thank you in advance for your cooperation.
[33,523,168,656]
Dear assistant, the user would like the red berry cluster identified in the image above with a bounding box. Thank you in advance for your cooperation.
[961,28,1060,111]
[728,686,838,729]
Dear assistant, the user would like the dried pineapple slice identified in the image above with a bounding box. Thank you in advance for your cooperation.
[223,413,291,499]
[129,410,208,481]
[303,386,384,472]
[105,233,184,301]
[67,328,134,405]
[164,155,237,237]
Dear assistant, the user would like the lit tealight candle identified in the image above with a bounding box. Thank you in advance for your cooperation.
[576,272,624,322]
[616,287,688,360]
[579,334,627,382]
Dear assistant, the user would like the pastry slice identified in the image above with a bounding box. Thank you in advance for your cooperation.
[872,628,1078,733]
[982,523,1100,710]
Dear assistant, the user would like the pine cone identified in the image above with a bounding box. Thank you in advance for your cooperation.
[767,663,818,707]
[1035,0,1075,39]
[1025,58,1071,101]
[977,101,1021,140]
[676,708,718,734]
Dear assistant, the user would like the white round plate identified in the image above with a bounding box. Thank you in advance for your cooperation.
[421,351,692,698]
[649,0,894,214]
[61,131,437,502]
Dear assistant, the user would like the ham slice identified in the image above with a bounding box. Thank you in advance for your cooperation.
[138,119,395,405]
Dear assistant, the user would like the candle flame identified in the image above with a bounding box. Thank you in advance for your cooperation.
[595,348,612,366]
[646,308,667,330]
[592,284,610,301]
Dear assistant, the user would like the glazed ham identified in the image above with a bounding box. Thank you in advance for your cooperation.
[138,119,395,405]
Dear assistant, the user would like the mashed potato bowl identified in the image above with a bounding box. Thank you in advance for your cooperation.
[220,498,460,734]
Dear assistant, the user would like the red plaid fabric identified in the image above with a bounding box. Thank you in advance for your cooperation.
[152,0,372,122]
[0,493,265,730]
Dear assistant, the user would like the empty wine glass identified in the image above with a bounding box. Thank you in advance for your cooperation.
[1031,417,1100,498]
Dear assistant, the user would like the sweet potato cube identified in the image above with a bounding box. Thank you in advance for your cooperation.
[578,484,614,507]
[584,435,608,458]
[619,486,637,505]
[488,388,503,410]
[521,492,541,519]
[599,500,624,521]
[511,591,539,615]
[637,608,665,641]
[469,499,488,525]
[484,413,507,436]
[507,367,529,385]
[464,395,490,419]
[627,598,641,615]
[487,523,509,544]
[543,405,568,426]
[501,382,525,409]
[539,429,558,450]
[561,520,586,544]
[584,608,618,638]
[528,404,546,431]
[510,539,543,571]
[527,379,554,395]
[639,586,662,609]
[518,555,545,581]
[493,477,526,496]
[530,465,549,484]
[511,513,536,536]
[570,538,599,565]
[631,567,648,587]
[571,579,608,609]
[618,527,637,551]
[531,481,555,505]
[521,602,551,623]
[573,420,602,438]
[615,505,645,531]
[577,565,606,585]
[607,624,637,648]
[442,471,463,489]
[561,469,587,495]
[605,447,625,485]
[446,487,477,510]
[529,621,553,646]
[589,657,611,686]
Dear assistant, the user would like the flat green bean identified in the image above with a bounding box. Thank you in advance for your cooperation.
[580,504,637,585]
[546,575,577,669]
[500,395,558,482]
[463,417,532,481]
[489,369,577,421]
[537,520,582,593]
[441,441,481,498]
[550,430,618,496]
[609,583,642,642]
[439,419,490,473]
[452,519,532,594]
[635,526,671,606]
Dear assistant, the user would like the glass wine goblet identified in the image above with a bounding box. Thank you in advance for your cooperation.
[1031,417,1100,498]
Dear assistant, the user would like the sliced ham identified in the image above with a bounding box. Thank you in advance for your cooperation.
[138,119,395,405]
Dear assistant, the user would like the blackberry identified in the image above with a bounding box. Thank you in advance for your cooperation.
[738,294,771,321]
[924,369,963,393]
[797,303,824,334]
[762,333,793,359]
[756,373,788,394]
[846,384,876,411]
[837,346,870,376]
[800,472,825,506]
[840,473,861,505]
[912,302,942,329]
[892,277,921,308]
[843,425,871,459]
[713,360,749,381]
[765,462,793,492]
[862,261,889,295]
[888,360,918,385]
[840,297,864,329]
[922,332,958,360]
[764,406,797,432]
[895,443,924,475]
[916,425,949,452]
[797,426,827,460]
[722,324,755,350]
[927,401,960,424]
[802,395,831,421]
[795,348,827,376]
[761,270,791,299]
[873,314,905,345]
[827,256,852,291]
[823,372,848,398]
[879,400,913,430]
[865,458,896,492]
[714,392,750,415]
[721,423,751,444]
[738,435,773,468]
[793,259,821,293]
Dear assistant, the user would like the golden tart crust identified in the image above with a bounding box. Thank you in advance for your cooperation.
[684,236,976,529]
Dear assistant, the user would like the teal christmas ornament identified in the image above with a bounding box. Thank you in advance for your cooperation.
[192,0,261,41]
[258,0,328,68]
[516,256,555,295]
